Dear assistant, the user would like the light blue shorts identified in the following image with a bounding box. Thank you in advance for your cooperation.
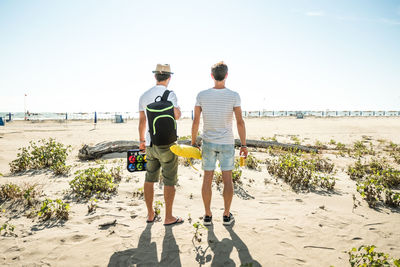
[202,141,235,171]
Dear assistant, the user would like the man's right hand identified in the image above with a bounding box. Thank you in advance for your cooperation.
[139,141,146,153]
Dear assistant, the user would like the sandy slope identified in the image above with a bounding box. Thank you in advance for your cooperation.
[0,117,399,266]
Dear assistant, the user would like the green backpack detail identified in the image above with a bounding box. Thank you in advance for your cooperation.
[146,90,177,146]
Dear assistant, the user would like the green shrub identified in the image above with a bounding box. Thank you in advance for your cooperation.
[335,142,346,150]
[50,162,71,176]
[266,153,336,192]
[0,183,40,206]
[357,175,400,208]
[37,198,69,221]
[314,140,327,149]
[348,245,400,267]
[290,135,301,145]
[132,187,144,198]
[0,183,22,199]
[347,158,389,181]
[110,166,123,183]
[0,223,16,237]
[192,221,207,243]
[352,140,375,157]
[87,198,98,213]
[349,157,400,208]
[261,136,277,142]
[9,138,71,174]
[69,166,119,199]
[154,200,163,217]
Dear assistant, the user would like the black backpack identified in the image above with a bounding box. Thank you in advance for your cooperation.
[146,90,177,146]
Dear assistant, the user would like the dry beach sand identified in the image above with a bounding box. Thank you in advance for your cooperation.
[0,117,400,266]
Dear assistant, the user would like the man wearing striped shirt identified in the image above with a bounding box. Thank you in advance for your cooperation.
[191,61,248,226]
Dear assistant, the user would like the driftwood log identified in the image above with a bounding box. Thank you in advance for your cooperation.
[78,140,139,160]
[78,137,317,160]
[234,139,318,153]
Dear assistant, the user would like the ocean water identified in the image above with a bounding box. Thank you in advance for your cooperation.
[0,110,399,121]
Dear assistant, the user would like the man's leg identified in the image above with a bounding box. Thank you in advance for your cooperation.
[222,170,233,217]
[144,182,155,221]
[144,146,160,222]
[202,171,214,217]
[164,185,179,224]
[158,145,182,225]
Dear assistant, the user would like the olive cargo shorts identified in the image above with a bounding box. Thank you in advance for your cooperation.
[145,143,178,186]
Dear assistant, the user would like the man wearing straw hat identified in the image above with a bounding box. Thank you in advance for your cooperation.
[191,61,248,226]
[138,64,183,226]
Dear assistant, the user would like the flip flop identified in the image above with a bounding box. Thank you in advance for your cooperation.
[163,217,184,226]
[146,214,157,223]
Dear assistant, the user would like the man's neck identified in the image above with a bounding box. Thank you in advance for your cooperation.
[213,81,225,89]
[156,82,168,87]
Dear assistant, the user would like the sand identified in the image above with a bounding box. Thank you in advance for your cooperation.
[0,117,400,266]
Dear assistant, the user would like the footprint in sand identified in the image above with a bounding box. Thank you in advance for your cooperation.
[70,234,89,242]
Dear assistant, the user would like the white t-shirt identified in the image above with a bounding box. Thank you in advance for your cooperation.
[195,88,241,145]
[139,85,179,146]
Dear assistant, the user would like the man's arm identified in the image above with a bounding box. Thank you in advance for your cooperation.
[191,106,202,146]
[234,106,248,157]
[138,111,147,151]
[174,107,181,120]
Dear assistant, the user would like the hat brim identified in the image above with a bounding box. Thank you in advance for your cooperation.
[152,71,174,74]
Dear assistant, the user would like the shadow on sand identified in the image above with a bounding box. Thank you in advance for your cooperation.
[107,223,181,267]
[205,223,261,267]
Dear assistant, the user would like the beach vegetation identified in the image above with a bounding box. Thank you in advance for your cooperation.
[69,166,120,199]
[0,183,40,206]
[9,138,71,175]
[109,166,123,183]
[87,198,98,213]
[178,135,191,141]
[0,223,16,237]
[348,157,400,208]
[154,200,163,218]
[377,139,387,145]
[132,187,144,198]
[385,142,400,164]
[37,198,69,221]
[50,162,71,176]
[352,140,375,157]
[314,140,327,149]
[290,135,301,145]
[348,245,400,267]
[329,139,336,145]
[192,221,207,243]
[335,142,348,156]
[266,153,336,192]
[261,135,277,142]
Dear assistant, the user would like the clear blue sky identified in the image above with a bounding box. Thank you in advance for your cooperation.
[1,0,399,112]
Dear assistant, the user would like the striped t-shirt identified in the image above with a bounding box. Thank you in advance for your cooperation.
[195,88,241,145]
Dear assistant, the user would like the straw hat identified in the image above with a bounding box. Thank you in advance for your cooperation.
[152,64,174,74]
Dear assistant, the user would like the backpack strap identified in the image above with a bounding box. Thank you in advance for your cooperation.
[161,90,171,101]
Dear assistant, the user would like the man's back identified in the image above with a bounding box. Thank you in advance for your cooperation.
[139,85,178,146]
[195,88,240,144]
